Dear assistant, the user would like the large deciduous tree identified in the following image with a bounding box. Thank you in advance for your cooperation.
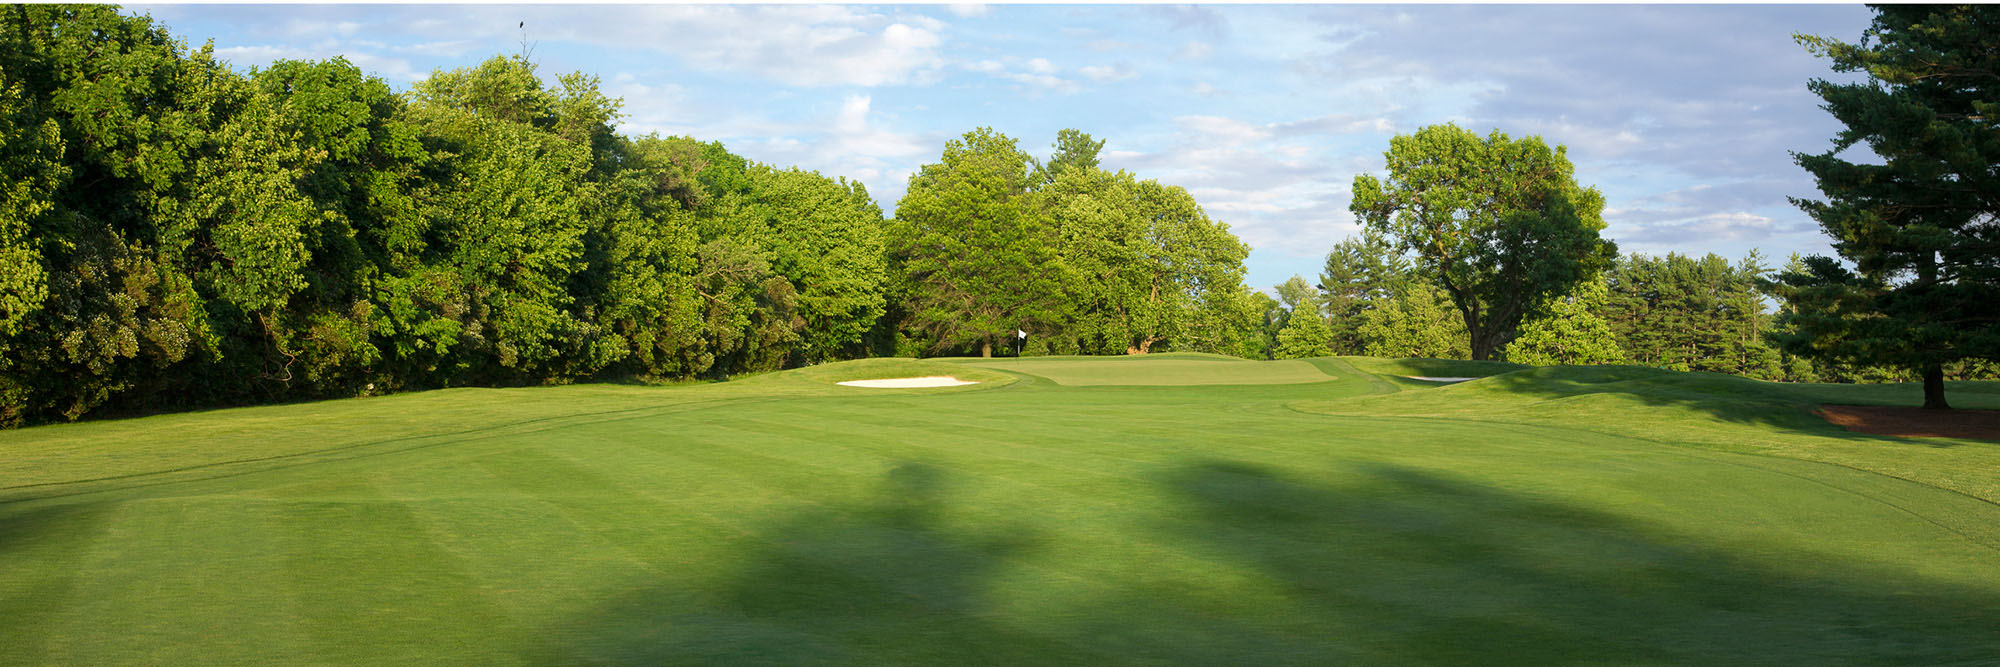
[1041,163,1252,355]
[891,127,1060,357]
[1777,5,2000,409]
[1350,124,1616,360]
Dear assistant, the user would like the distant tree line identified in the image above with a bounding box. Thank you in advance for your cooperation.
[0,6,1261,426]
[1268,244,1997,384]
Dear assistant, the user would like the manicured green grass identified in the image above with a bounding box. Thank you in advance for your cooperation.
[957,352,1334,386]
[2,356,1997,664]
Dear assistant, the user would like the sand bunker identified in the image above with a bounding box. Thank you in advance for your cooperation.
[836,376,979,388]
[1404,376,1478,383]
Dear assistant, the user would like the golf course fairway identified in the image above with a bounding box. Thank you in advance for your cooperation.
[3,354,1997,664]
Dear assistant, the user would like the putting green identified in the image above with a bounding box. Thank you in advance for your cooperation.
[2,357,1997,664]
[959,353,1336,386]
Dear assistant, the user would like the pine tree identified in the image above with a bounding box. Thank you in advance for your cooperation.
[1779,5,2000,409]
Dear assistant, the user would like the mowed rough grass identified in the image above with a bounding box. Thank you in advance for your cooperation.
[2,357,1998,665]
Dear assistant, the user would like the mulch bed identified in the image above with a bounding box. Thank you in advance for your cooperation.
[1816,404,2000,442]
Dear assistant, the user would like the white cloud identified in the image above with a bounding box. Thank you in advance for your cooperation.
[1102,112,1373,268]
[281,18,362,38]
[1271,113,1397,137]
[609,78,692,138]
[1617,211,1778,249]
[1078,64,1135,83]
[393,40,476,58]
[1178,115,1272,143]
[836,94,872,135]
[963,57,1079,94]
[945,4,991,18]
[1179,41,1214,60]
[449,5,952,88]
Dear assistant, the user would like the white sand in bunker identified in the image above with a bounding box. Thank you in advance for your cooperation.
[836,376,979,388]
[1405,376,1478,383]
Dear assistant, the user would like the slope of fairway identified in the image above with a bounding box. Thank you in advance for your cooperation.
[3,356,1999,664]
[958,353,1336,386]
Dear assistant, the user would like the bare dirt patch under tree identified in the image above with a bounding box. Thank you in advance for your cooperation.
[1816,405,2000,442]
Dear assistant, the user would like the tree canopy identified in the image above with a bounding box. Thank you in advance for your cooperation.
[890,127,1059,358]
[1350,124,1617,361]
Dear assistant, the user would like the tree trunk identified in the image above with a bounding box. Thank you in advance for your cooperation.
[980,339,992,358]
[1468,326,1496,361]
[1923,362,1949,410]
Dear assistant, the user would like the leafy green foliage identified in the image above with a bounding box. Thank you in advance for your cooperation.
[1351,124,1617,360]
[891,128,1061,357]
[1505,279,1626,366]
[1274,309,1335,359]
[1358,280,1469,360]
[733,167,886,363]
[0,68,65,338]
[1037,166,1254,355]
[1030,127,1106,186]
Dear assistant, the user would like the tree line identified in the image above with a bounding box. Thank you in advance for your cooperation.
[1268,243,1994,384]
[0,6,1262,426]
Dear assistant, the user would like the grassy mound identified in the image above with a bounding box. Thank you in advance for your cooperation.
[785,358,1018,390]
[2,356,1997,664]
[961,353,1336,386]
[1339,356,1527,381]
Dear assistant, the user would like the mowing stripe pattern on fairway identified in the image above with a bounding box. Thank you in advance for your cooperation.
[2,356,1998,664]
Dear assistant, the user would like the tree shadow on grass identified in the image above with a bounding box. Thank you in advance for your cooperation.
[536,460,2000,665]
[1359,364,1990,447]
[1143,460,2000,664]
[530,461,1074,665]
[0,501,113,663]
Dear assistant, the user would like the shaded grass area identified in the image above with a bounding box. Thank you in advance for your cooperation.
[2,356,1998,664]
[1340,356,1527,381]
[1294,364,2000,503]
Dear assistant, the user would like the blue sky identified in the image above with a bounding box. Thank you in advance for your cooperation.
[130,3,1876,291]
